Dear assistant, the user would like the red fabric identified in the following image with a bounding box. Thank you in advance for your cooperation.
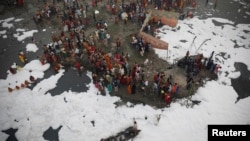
[9,68,16,74]
[153,74,158,82]
[75,62,81,71]
[120,76,127,85]
[106,5,110,12]
[54,64,60,73]
[112,7,116,15]
[171,85,177,94]
[92,0,95,7]
[65,20,70,26]
[45,53,51,62]
[94,82,100,89]
[164,94,171,104]
[30,76,35,82]
[88,46,96,52]
[115,54,120,60]
[107,63,112,70]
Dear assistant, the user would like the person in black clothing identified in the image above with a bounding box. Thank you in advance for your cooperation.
[132,83,136,94]
[186,74,193,90]
[93,11,96,22]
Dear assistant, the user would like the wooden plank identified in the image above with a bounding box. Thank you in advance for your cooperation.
[140,32,168,50]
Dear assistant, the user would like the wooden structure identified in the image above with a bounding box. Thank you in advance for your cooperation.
[140,10,179,50]
[139,32,168,50]
[151,9,179,27]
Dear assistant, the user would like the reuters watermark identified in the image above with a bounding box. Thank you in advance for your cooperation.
[208,125,249,141]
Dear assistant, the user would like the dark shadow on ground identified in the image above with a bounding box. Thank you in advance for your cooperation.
[46,69,91,96]
[231,62,250,102]
[43,125,62,141]
[1,128,18,141]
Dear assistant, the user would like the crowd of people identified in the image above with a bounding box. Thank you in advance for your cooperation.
[177,50,221,98]
[7,0,208,106]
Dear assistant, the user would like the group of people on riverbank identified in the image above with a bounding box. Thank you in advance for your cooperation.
[176,50,221,98]
[8,0,202,105]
